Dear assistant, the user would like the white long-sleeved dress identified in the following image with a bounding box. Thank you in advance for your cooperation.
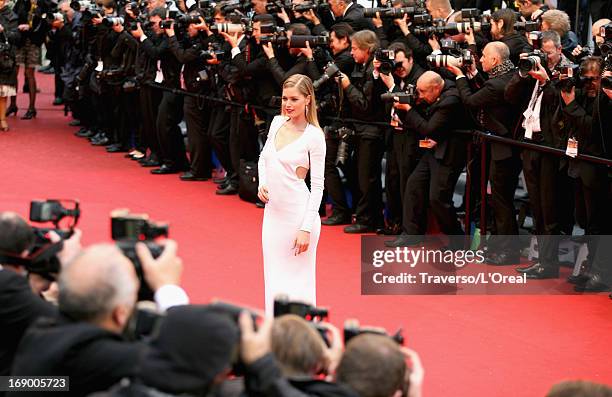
[258,115,326,314]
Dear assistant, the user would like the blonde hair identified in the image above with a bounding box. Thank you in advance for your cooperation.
[542,9,571,36]
[282,74,320,128]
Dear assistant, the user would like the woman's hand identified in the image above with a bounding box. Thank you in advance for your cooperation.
[258,186,269,203]
[293,230,310,255]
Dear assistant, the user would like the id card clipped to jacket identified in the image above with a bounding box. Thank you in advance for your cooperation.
[566,137,578,158]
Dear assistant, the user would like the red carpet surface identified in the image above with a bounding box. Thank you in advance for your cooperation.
[1,74,611,396]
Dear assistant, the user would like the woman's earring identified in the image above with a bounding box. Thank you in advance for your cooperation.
[305,105,309,114]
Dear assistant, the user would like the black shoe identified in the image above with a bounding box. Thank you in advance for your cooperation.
[21,108,37,120]
[384,234,424,247]
[88,132,103,142]
[41,66,55,74]
[516,263,541,273]
[486,252,521,266]
[106,144,129,153]
[322,212,352,226]
[568,273,591,285]
[376,223,402,235]
[217,181,230,190]
[69,119,81,126]
[344,223,374,234]
[216,184,239,195]
[92,136,110,146]
[524,264,559,279]
[255,200,265,208]
[180,172,208,181]
[140,159,161,167]
[53,97,64,106]
[574,274,611,292]
[151,165,180,175]
[76,128,94,138]
[5,105,17,117]
[213,176,228,185]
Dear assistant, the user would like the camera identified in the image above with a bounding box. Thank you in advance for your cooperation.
[413,21,489,37]
[266,0,291,13]
[102,16,124,26]
[289,34,328,48]
[260,23,283,34]
[343,319,404,345]
[111,209,169,301]
[292,0,329,13]
[375,48,396,75]
[380,84,417,105]
[427,50,473,68]
[323,126,355,165]
[460,8,480,19]
[210,22,249,34]
[601,75,612,90]
[273,295,331,346]
[21,199,81,280]
[260,34,289,45]
[44,12,64,22]
[313,62,340,90]
[553,63,580,92]
[412,13,432,25]
[200,42,225,60]
[517,50,546,74]
[440,37,461,55]
[514,20,541,32]
[363,6,426,19]
[529,30,543,49]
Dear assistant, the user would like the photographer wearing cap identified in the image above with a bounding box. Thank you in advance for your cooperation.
[447,41,523,264]
[9,241,188,396]
[92,305,240,397]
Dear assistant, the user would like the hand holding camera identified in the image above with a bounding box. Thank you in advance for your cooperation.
[262,42,275,59]
[239,310,273,365]
[130,22,144,38]
[136,238,183,291]
[164,21,175,36]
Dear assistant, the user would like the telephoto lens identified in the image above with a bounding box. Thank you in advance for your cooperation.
[313,62,340,90]
[210,23,245,33]
[518,55,542,74]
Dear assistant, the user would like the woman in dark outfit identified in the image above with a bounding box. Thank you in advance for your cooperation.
[6,0,48,119]
[0,0,19,130]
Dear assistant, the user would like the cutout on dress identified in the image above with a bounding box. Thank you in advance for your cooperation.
[296,166,309,180]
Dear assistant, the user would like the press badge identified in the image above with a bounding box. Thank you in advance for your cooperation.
[95,61,103,72]
[419,138,437,149]
[566,137,578,158]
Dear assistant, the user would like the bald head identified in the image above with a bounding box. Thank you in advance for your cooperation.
[418,71,443,88]
[425,0,452,19]
[59,244,138,327]
[486,42,510,62]
[593,19,612,44]
[416,71,444,104]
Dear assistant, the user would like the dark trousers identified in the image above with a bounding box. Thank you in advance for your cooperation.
[54,71,64,100]
[229,107,259,184]
[156,91,188,169]
[521,150,561,267]
[117,89,141,149]
[386,131,419,227]
[324,136,350,216]
[574,165,610,265]
[184,96,212,177]
[488,154,522,252]
[354,135,385,228]
[140,85,162,157]
[208,106,234,181]
[403,151,464,236]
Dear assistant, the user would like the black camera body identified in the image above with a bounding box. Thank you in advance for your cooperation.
[553,63,581,92]
[380,84,417,105]
[111,209,169,301]
[313,62,340,90]
[293,0,330,13]
[343,319,404,345]
[375,48,396,75]
[517,49,546,74]
[101,16,124,26]
[363,5,426,19]
[323,126,355,165]
[514,20,541,32]
[289,34,328,48]
[260,34,289,46]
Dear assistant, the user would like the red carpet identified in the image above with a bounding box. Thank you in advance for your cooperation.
[1,74,611,396]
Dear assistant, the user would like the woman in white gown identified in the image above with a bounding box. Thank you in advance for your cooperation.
[257,74,326,314]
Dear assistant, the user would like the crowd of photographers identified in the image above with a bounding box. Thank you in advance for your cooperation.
[0,206,427,397]
[1,0,612,290]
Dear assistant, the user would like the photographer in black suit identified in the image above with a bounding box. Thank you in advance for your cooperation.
[0,212,57,377]
[337,30,387,233]
[325,0,374,31]
[9,242,188,397]
[490,8,532,65]
[447,41,523,264]
[377,43,425,235]
[560,60,611,292]
[386,71,467,248]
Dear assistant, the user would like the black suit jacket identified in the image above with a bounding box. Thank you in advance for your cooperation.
[403,81,468,166]
[0,270,56,377]
[455,70,522,160]
[140,34,182,89]
[9,316,143,397]
[331,3,375,32]
[501,32,532,67]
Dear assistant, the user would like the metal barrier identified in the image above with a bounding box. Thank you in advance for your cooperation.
[147,82,612,238]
